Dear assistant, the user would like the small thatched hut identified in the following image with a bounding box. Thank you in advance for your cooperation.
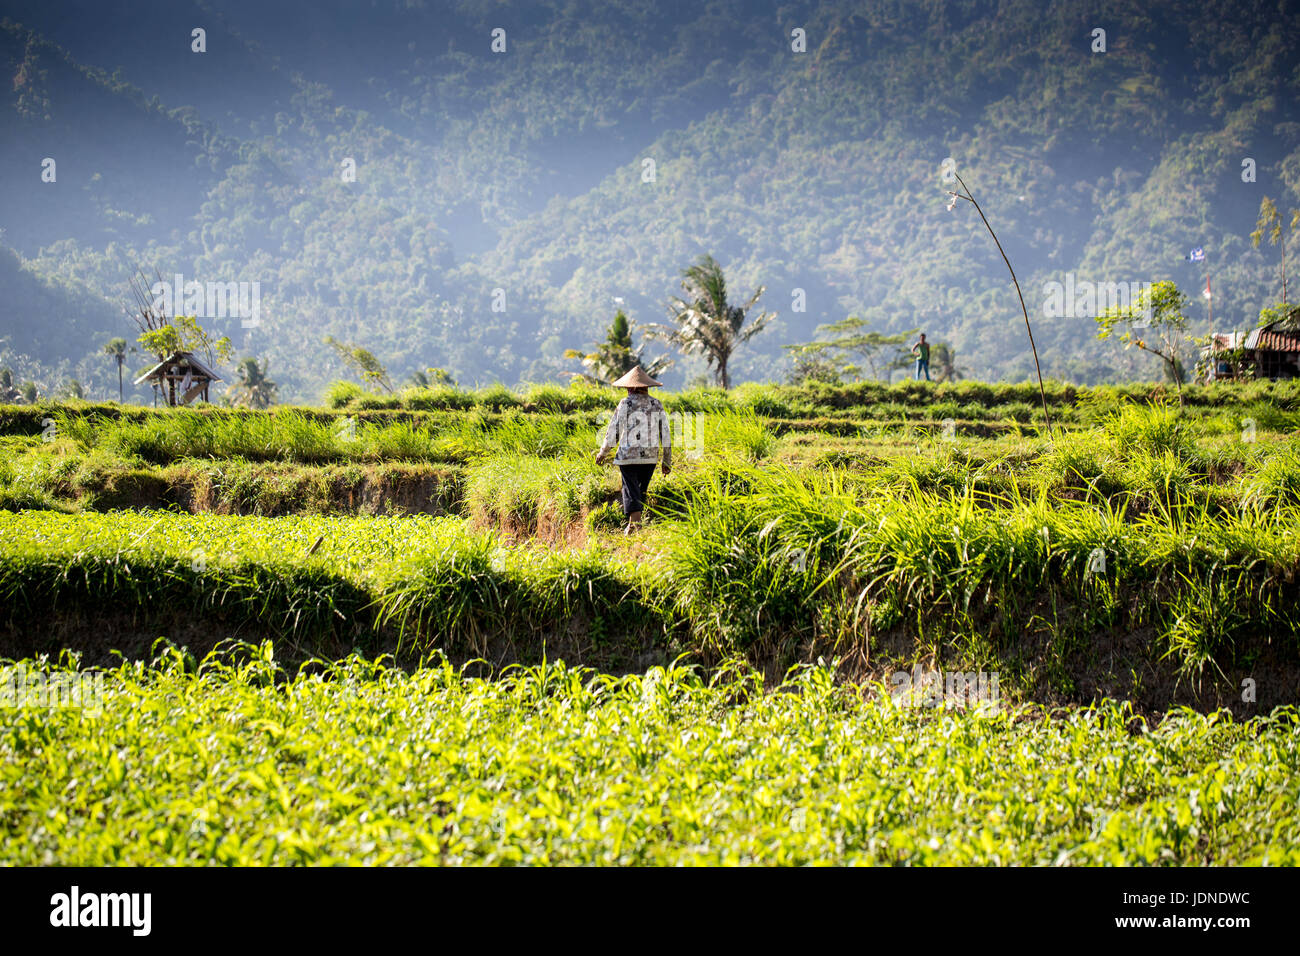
[134,351,222,405]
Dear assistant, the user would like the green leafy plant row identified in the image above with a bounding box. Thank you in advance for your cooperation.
[2,652,1297,865]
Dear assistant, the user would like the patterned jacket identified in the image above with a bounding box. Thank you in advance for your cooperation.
[599,393,673,466]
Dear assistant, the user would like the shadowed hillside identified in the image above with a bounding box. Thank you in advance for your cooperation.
[1,0,1298,401]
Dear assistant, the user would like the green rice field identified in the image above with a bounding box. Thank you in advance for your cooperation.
[2,379,1299,864]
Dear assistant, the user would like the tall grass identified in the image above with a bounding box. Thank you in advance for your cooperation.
[324,380,364,408]
[464,455,610,529]
[1103,404,1198,458]
[2,475,1298,696]
[519,381,608,412]
[8,401,1295,527]
[0,456,64,511]
[404,385,476,411]
[660,463,1300,678]
[0,511,655,659]
[57,408,602,467]
[1241,442,1300,508]
[474,384,522,412]
[706,411,776,460]
[426,410,591,462]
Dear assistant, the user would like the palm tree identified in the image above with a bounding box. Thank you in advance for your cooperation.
[102,337,133,402]
[323,336,393,392]
[929,342,969,383]
[409,367,457,388]
[229,357,278,409]
[1251,197,1300,306]
[0,368,21,403]
[643,255,773,389]
[564,310,672,385]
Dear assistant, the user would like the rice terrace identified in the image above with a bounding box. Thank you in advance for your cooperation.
[3,379,1300,867]
[1,0,1299,895]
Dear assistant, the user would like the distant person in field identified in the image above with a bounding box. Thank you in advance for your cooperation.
[595,366,672,535]
[911,333,931,381]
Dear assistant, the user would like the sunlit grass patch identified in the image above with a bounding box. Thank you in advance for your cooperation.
[3,653,1297,865]
[465,454,610,530]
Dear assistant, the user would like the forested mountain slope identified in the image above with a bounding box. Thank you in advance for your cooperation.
[1,0,1297,401]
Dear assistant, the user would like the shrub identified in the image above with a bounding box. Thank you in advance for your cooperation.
[708,411,775,461]
[406,386,476,411]
[324,380,363,409]
[1241,443,1300,508]
[352,393,401,410]
[521,383,572,413]
[1104,404,1197,459]
[465,455,608,529]
[584,501,625,533]
[476,383,523,412]
[737,388,794,418]
[492,411,576,458]
[664,387,733,414]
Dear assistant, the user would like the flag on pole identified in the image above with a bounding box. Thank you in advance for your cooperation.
[1203,276,1212,299]
[1186,247,1205,262]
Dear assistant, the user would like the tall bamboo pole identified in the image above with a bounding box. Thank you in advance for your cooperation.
[948,172,1053,437]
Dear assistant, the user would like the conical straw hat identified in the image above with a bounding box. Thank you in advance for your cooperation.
[611,366,662,388]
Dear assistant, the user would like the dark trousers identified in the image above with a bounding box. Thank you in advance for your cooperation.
[618,464,656,516]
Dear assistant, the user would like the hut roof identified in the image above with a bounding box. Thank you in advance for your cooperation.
[133,351,224,386]
[1243,324,1300,353]
[1208,331,1245,352]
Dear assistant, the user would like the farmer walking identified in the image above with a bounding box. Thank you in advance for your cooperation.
[912,333,931,381]
[595,367,672,534]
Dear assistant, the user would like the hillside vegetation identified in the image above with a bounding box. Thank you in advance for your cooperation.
[2,0,1298,400]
